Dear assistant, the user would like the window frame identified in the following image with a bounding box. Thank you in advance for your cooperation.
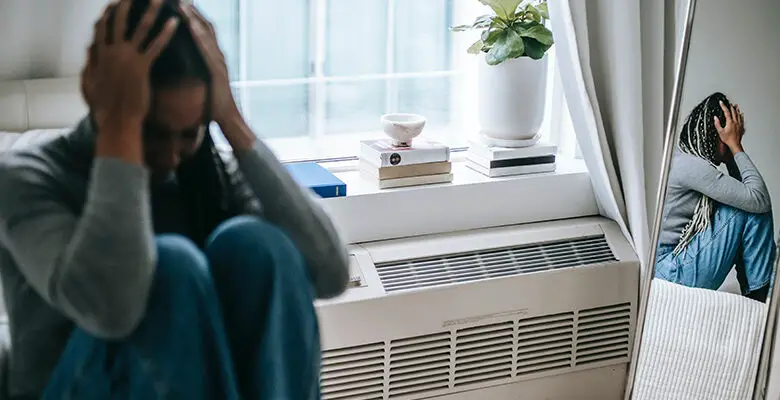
[204,0,575,163]
[227,0,463,143]
[194,0,592,245]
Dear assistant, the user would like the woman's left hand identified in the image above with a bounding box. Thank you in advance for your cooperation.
[182,5,240,126]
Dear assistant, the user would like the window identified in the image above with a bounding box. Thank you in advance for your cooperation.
[196,0,575,163]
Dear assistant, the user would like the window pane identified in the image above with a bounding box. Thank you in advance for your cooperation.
[395,76,452,131]
[242,85,311,139]
[394,0,453,73]
[196,0,240,80]
[246,0,311,80]
[325,0,387,76]
[325,80,385,134]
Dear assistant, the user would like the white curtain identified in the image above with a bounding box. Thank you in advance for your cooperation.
[548,0,674,273]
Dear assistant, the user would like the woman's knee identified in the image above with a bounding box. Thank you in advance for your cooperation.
[154,234,213,291]
[127,236,217,334]
[715,204,773,228]
[204,216,306,281]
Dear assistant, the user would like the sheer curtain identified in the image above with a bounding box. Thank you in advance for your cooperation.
[547,0,674,273]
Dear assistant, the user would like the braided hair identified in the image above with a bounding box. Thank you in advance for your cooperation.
[178,128,262,246]
[673,92,732,255]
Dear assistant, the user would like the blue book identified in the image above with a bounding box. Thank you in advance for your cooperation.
[285,162,347,198]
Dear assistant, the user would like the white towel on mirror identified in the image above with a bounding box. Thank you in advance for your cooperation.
[632,278,767,400]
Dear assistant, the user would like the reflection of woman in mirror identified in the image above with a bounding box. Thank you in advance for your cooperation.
[655,92,775,302]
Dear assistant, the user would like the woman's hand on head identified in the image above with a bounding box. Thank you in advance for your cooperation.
[714,101,745,154]
[82,0,178,133]
[182,5,241,127]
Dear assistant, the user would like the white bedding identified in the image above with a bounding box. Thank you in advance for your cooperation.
[632,278,767,400]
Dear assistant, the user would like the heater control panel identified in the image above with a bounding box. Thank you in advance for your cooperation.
[347,254,366,288]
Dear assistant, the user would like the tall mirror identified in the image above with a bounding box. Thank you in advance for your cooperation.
[627,0,780,399]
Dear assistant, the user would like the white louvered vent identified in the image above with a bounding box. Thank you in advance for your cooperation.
[388,332,451,398]
[454,321,514,387]
[575,303,631,366]
[375,235,617,293]
[321,342,384,400]
[516,312,575,376]
[319,303,631,399]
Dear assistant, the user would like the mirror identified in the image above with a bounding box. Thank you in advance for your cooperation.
[627,0,780,398]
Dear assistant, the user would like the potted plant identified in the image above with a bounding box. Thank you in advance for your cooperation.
[452,0,554,147]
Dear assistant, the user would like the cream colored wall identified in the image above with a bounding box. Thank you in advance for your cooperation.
[0,0,107,81]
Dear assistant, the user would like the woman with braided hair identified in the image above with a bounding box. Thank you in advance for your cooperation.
[0,1,348,398]
[655,92,775,303]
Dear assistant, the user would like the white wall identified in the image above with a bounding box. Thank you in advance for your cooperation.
[673,0,780,397]
[0,0,107,81]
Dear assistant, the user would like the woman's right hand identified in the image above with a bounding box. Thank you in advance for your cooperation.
[714,100,745,153]
[82,0,178,131]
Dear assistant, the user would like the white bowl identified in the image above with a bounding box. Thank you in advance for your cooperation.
[380,113,427,147]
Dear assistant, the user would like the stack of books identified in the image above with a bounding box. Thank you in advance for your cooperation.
[467,140,557,178]
[359,139,452,189]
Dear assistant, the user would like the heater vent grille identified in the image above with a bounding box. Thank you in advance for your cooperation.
[388,332,451,398]
[575,303,632,366]
[516,312,575,376]
[321,342,384,400]
[320,303,633,400]
[453,321,514,387]
[375,235,617,293]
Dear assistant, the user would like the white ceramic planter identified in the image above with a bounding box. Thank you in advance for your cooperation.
[477,55,548,146]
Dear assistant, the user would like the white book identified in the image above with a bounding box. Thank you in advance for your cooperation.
[467,151,557,170]
[361,170,454,189]
[359,160,452,180]
[467,161,557,178]
[468,140,557,161]
[360,139,450,168]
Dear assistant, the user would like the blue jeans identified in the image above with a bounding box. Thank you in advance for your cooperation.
[42,216,322,399]
[655,204,775,295]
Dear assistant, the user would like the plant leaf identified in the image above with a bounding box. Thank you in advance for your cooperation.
[468,40,485,54]
[517,23,554,46]
[522,37,552,60]
[481,27,504,46]
[451,14,494,32]
[537,2,550,19]
[485,29,525,65]
[522,4,542,23]
[479,0,524,21]
[450,24,473,32]
[490,18,509,30]
[473,14,494,29]
[505,28,527,59]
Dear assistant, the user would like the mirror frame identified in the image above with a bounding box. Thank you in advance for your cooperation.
[624,0,780,398]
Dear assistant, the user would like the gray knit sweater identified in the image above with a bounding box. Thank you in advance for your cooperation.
[658,149,771,247]
[0,118,349,398]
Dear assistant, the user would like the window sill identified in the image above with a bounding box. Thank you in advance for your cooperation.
[315,157,599,244]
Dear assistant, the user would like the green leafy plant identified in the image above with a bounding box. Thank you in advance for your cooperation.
[451,0,554,66]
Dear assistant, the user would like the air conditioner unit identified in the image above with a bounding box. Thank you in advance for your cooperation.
[315,216,639,400]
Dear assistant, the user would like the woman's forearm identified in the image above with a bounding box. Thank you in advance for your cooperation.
[94,118,145,165]
[0,155,156,340]
[219,116,350,299]
[685,152,771,213]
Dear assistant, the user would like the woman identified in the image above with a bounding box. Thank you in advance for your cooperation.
[655,92,775,302]
[0,1,349,399]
